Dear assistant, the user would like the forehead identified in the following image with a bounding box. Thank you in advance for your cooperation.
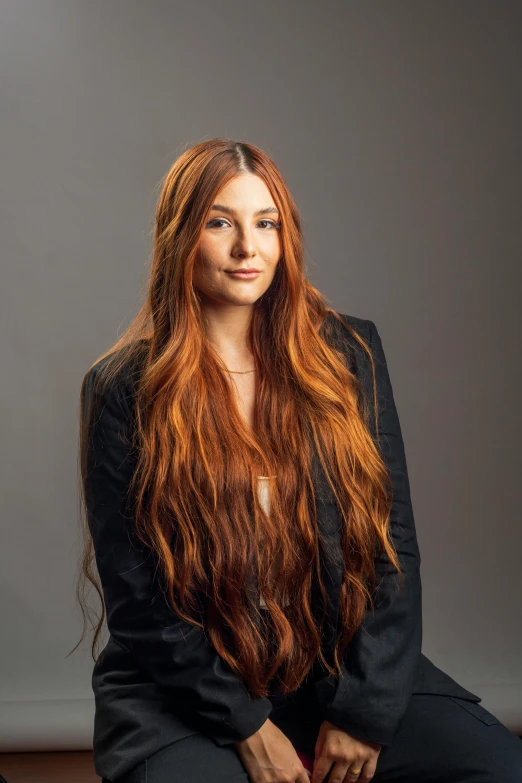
[211,174,277,213]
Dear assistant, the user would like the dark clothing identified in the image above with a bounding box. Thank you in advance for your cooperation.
[84,312,488,782]
[104,683,522,782]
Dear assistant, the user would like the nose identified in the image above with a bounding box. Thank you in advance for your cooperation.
[233,228,257,258]
[234,241,256,259]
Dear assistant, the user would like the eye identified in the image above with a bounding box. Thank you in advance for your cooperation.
[206,218,281,230]
[206,218,230,228]
[258,219,281,230]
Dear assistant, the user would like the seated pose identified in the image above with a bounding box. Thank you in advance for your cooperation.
[76,138,522,782]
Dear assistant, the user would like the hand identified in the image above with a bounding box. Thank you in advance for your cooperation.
[235,717,310,782]
[310,720,381,783]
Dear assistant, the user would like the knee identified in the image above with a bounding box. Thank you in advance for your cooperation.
[477,727,522,783]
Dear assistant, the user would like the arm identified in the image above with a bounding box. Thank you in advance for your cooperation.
[82,363,273,745]
[313,317,423,747]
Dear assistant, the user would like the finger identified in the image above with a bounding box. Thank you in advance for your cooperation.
[356,757,378,782]
[342,761,366,783]
[310,757,333,783]
[326,760,353,783]
[344,771,363,783]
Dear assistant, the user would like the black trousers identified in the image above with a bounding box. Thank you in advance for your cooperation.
[109,680,522,782]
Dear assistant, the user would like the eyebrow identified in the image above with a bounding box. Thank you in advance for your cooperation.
[210,204,280,217]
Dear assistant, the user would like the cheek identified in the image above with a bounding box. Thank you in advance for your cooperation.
[193,256,224,293]
[199,238,228,269]
[195,243,221,271]
[267,256,281,280]
[266,238,282,268]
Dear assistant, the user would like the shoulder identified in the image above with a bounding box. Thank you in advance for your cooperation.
[336,312,374,340]
[322,313,393,416]
[82,339,149,419]
[322,310,378,362]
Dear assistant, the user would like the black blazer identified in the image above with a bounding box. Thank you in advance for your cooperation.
[83,312,482,782]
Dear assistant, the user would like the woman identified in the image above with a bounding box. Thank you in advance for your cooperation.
[75,139,522,782]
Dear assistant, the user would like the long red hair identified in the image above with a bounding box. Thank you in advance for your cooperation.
[71,138,401,699]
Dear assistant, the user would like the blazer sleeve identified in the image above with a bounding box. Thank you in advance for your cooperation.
[313,317,423,747]
[82,362,273,745]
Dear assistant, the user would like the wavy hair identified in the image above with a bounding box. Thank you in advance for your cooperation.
[70,138,402,699]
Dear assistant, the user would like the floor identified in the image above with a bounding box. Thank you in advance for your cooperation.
[0,752,100,783]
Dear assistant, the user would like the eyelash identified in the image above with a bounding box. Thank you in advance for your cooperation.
[207,218,281,230]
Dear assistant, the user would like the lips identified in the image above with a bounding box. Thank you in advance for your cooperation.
[225,270,261,279]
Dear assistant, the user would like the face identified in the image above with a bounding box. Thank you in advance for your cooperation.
[193,173,282,308]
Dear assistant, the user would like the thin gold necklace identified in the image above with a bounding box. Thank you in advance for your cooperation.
[225,368,255,374]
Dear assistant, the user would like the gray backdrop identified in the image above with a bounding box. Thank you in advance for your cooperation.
[1,0,520,751]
